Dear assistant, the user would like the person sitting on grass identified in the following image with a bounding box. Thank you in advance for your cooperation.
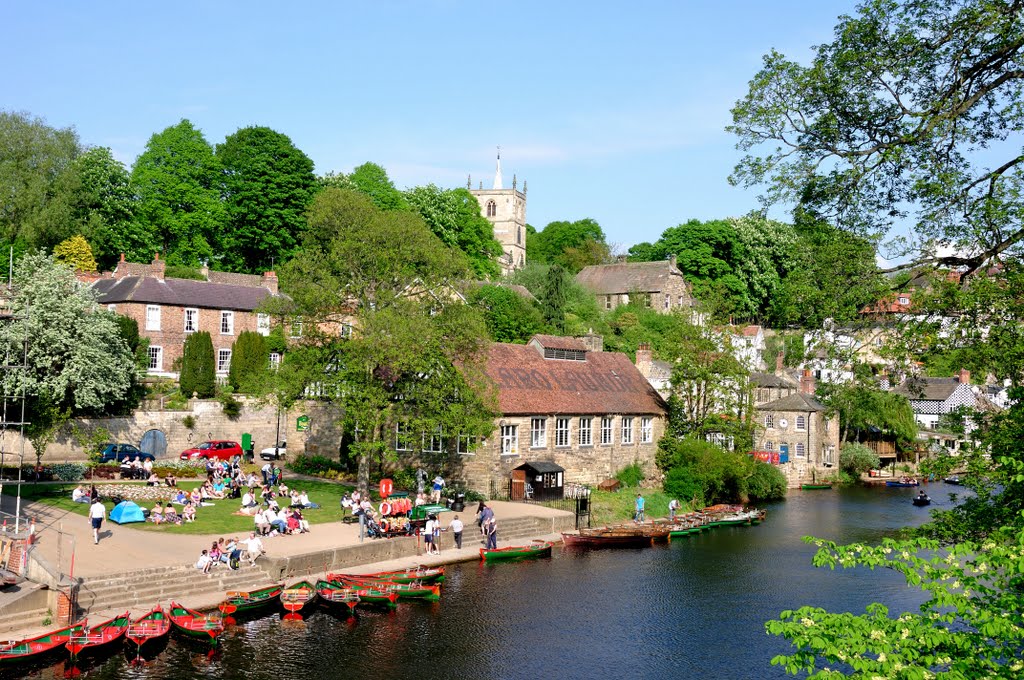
[173,489,187,505]
[289,490,302,508]
[298,491,319,509]
[164,473,177,487]
[189,488,202,505]
[163,503,180,524]
[254,508,271,536]
[291,508,310,533]
[240,491,258,512]
[182,501,196,523]
[265,507,288,535]
[72,485,89,503]
[146,472,160,486]
[150,504,164,524]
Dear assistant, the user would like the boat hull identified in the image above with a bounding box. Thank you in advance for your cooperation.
[316,580,361,612]
[168,603,225,644]
[125,608,171,652]
[218,584,284,615]
[886,481,919,487]
[329,567,445,585]
[562,532,654,548]
[800,484,833,490]
[480,542,554,561]
[912,498,931,506]
[281,581,317,617]
[0,623,85,666]
[66,613,130,658]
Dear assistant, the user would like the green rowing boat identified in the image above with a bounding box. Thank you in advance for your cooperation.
[800,483,833,490]
[480,541,554,562]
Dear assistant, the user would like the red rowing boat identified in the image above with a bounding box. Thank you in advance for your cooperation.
[66,612,130,658]
[126,607,170,653]
[0,622,85,666]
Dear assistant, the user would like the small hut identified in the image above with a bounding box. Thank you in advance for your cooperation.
[512,462,565,501]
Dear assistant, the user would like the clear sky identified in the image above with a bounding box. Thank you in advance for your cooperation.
[3,1,860,250]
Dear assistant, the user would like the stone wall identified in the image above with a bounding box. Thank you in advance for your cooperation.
[11,399,343,463]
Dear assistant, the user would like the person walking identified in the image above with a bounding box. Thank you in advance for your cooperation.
[485,514,497,550]
[449,515,464,549]
[634,493,646,523]
[668,498,680,522]
[423,515,436,555]
[431,474,445,503]
[89,498,106,545]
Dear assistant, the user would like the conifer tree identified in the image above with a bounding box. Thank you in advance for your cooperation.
[180,331,215,398]
[228,330,268,392]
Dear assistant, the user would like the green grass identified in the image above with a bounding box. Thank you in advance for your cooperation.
[10,479,354,536]
[587,489,680,526]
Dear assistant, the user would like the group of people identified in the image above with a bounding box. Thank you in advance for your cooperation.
[194,533,267,573]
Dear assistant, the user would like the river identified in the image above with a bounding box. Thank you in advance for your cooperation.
[13,483,950,680]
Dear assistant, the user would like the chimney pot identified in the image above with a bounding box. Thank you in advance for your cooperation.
[800,368,816,395]
[775,351,784,373]
[119,253,125,262]
[957,368,970,384]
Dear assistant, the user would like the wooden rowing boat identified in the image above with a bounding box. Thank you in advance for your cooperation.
[329,566,445,584]
[800,483,833,490]
[886,480,919,487]
[480,541,554,562]
[281,580,318,619]
[66,612,130,658]
[316,580,361,612]
[218,584,284,616]
[562,530,654,548]
[168,602,225,644]
[0,622,85,666]
[332,577,441,601]
[126,607,170,653]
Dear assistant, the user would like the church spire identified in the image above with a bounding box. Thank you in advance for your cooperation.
[493,146,503,190]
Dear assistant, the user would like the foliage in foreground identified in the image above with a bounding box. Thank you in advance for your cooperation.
[767,528,1024,679]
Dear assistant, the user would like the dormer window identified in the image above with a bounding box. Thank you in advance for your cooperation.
[543,348,586,361]
[898,296,909,305]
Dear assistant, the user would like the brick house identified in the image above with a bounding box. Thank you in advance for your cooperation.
[575,256,697,315]
[754,369,839,487]
[89,255,286,378]
[460,334,668,493]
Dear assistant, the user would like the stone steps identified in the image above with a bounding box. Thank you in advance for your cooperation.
[0,607,52,634]
[78,564,269,612]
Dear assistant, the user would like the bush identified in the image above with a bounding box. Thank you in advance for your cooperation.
[840,442,881,478]
[181,414,196,430]
[228,331,268,392]
[745,460,787,501]
[659,436,787,505]
[615,462,646,488]
[220,393,242,420]
[180,331,216,398]
[288,455,348,477]
[50,463,87,482]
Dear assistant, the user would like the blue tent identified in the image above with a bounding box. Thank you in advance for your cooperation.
[109,500,145,525]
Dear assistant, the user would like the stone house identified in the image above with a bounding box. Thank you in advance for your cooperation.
[89,255,288,379]
[575,256,697,315]
[754,369,839,487]
[461,334,668,493]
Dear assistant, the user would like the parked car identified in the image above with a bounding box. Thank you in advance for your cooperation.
[99,443,155,464]
[259,441,287,461]
[179,440,244,461]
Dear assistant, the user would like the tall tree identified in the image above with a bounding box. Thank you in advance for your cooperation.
[531,218,608,272]
[52,234,97,271]
[467,284,547,343]
[216,126,316,273]
[404,184,504,279]
[540,264,568,332]
[0,253,137,463]
[180,331,216,399]
[346,162,408,212]
[228,330,268,392]
[131,120,225,265]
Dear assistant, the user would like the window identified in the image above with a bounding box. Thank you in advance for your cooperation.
[640,417,653,443]
[579,418,592,446]
[622,417,634,444]
[795,415,806,431]
[289,317,303,338]
[269,352,281,370]
[220,311,234,335]
[107,304,116,312]
[601,417,613,445]
[184,308,198,333]
[217,349,232,373]
[796,442,806,458]
[500,424,518,456]
[530,418,547,448]
[257,313,270,336]
[145,305,161,331]
[898,296,909,305]
[458,434,477,455]
[823,446,835,465]
[395,422,412,451]
[340,323,353,339]
[486,200,497,217]
[765,440,774,451]
[644,294,651,308]
[764,414,774,429]
[147,346,162,372]
[678,295,685,307]
[874,336,883,347]
[664,294,671,310]
[423,426,443,453]
[517,226,522,245]
[605,295,612,310]
[823,418,830,433]
[555,418,570,447]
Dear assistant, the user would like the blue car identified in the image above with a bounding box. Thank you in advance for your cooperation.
[98,443,155,464]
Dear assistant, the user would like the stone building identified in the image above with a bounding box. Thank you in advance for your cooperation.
[89,254,286,379]
[753,369,839,487]
[469,150,527,274]
[460,334,667,493]
[891,369,981,430]
[575,256,696,315]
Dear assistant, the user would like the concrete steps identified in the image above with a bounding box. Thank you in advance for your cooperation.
[77,563,270,613]
[0,606,51,634]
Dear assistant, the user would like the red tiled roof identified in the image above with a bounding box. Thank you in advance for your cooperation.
[741,325,762,337]
[529,334,587,351]
[860,292,912,314]
[485,343,667,416]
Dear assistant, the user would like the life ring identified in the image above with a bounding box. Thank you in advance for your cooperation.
[379,478,393,499]
[380,502,392,516]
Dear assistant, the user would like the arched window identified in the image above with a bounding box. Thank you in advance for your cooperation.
[486,200,496,217]
[517,226,522,245]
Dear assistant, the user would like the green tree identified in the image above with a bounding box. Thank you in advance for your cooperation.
[0,253,137,463]
[659,436,785,505]
[131,120,225,265]
[52,234,97,271]
[180,331,216,399]
[838,442,880,479]
[228,330,268,392]
[216,126,316,273]
[0,110,82,250]
[531,218,608,272]
[277,188,497,492]
[467,284,547,343]
[404,184,503,278]
[818,381,916,448]
[346,162,408,212]
[540,264,568,332]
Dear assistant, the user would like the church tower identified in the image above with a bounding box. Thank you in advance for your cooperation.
[469,148,527,274]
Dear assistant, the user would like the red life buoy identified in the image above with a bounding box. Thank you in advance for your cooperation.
[380,502,392,516]
[379,478,393,499]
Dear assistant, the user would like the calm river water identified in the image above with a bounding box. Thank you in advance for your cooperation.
[15,483,951,680]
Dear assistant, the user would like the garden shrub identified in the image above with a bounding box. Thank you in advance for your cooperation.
[180,331,216,398]
[288,455,347,477]
[840,442,880,478]
[615,462,646,488]
[50,463,87,482]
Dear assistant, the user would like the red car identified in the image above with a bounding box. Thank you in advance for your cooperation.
[179,440,243,461]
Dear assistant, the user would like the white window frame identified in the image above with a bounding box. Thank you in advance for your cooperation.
[290,317,303,338]
[217,348,232,373]
[269,352,281,371]
[605,295,612,310]
[765,440,774,451]
[145,305,161,331]
[184,308,199,333]
[555,418,570,448]
[340,323,353,339]
[256,313,270,336]
[458,434,477,455]
[107,304,116,312]
[764,414,774,429]
[640,417,653,443]
[147,346,162,372]
[664,294,670,310]
[796,442,806,458]
[530,418,547,448]
[423,426,443,453]
[622,417,634,445]
[395,422,412,452]
[795,415,806,431]
[579,417,592,446]
[220,311,234,335]
[600,417,613,445]
[500,424,519,456]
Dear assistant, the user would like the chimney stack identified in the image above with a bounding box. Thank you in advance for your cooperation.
[262,270,279,294]
[775,351,784,373]
[635,343,653,378]
[668,254,677,270]
[151,253,165,280]
[800,368,815,395]
[956,368,971,384]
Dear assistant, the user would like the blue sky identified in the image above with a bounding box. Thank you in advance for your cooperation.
[3,1,859,250]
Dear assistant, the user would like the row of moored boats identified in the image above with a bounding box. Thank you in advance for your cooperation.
[561,505,766,548]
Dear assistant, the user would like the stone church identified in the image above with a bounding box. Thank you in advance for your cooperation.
[470,150,527,274]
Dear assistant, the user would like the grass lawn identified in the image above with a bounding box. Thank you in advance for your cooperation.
[10,479,354,536]
[587,488,681,526]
